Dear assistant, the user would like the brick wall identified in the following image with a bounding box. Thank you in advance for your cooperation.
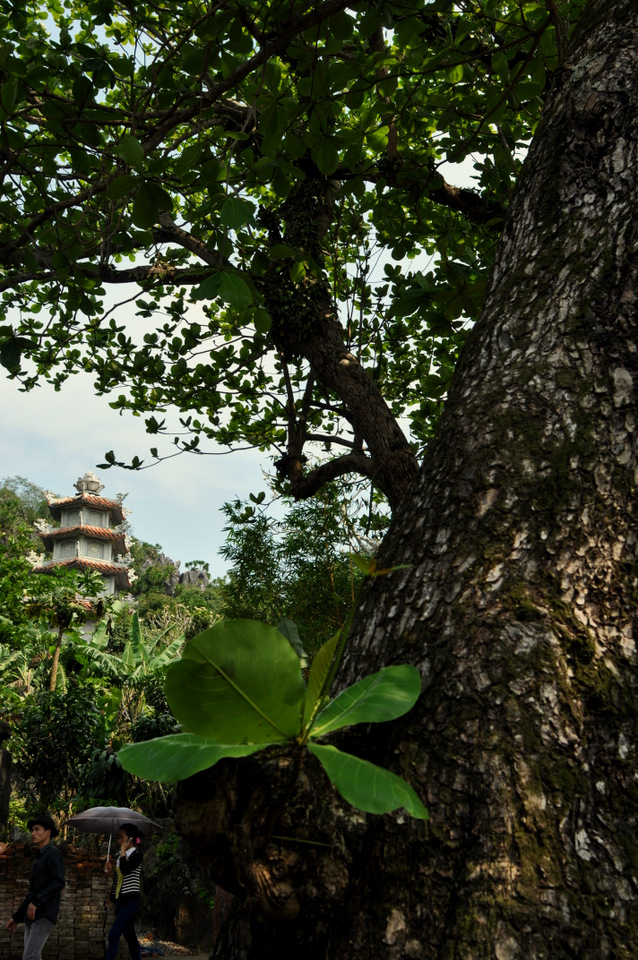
[0,843,128,960]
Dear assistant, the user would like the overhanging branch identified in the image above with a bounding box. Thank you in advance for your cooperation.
[350,165,508,224]
[275,450,375,500]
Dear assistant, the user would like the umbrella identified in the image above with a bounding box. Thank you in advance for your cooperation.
[67,806,162,863]
[67,806,162,838]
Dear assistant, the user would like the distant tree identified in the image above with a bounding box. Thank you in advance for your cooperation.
[0,544,105,690]
[25,565,106,691]
[0,476,48,556]
[218,505,281,624]
[219,484,364,654]
[127,536,222,636]
[7,685,110,809]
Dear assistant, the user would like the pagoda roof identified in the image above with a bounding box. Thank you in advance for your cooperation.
[40,525,125,542]
[39,524,128,557]
[47,493,124,524]
[33,558,131,589]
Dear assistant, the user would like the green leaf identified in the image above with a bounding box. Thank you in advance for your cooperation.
[0,339,21,371]
[218,271,252,310]
[308,743,428,819]
[0,79,17,113]
[192,274,223,301]
[311,665,421,736]
[220,197,256,229]
[329,10,355,41]
[491,51,509,81]
[131,181,172,228]
[290,261,306,282]
[117,133,145,169]
[147,181,173,211]
[311,139,339,176]
[51,252,69,270]
[276,618,307,666]
[310,61,330,98]
[302,631,339,730]
[513,79,544,101]
[132,181,157,228]
[252,307,271,334]
[164,619,306,743]
[130,610,143,655]
[107,174,140,200]
[118,733,270,781]
[72,75,94,107]
[268,244,296,259]
[349,553,374,576]
[173,143,204,178]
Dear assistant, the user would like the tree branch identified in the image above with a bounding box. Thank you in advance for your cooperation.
[349,165,508,224]
[154,212,233,270]
[306,433,355,449]
[0,262,214,294]
[275,450,375,500]
[140,0,353,154]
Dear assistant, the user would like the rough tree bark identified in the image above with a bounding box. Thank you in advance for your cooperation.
[173,3,638,957]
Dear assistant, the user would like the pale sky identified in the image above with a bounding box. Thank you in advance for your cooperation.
[0,370,271,578]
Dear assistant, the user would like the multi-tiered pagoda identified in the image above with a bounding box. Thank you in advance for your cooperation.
[33,471,132,595]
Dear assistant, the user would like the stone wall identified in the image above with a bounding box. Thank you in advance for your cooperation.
[0,722,12,827]
[0,843,126,960]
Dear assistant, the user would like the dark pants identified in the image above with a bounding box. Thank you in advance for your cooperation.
[105,899,141,960]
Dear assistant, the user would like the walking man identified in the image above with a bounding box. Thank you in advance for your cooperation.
[3,812,65,960]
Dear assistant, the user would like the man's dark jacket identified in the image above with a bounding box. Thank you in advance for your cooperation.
[13,843,65,924]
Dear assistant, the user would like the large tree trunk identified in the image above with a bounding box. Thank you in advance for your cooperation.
[173,3,638,956]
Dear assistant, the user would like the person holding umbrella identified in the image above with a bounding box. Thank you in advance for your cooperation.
[66,805,161,958]
[3,812,65,960]
[105,822,144,960]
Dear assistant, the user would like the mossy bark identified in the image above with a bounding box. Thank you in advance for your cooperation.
[173,2,638,956]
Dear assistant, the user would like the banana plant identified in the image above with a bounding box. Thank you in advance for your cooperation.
[80,611,184,682]
[75,610,184,728]
[119,619,427,820]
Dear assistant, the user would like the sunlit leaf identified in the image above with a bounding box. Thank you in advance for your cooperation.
[302,631,339,730]
[165,620,306,742]
[119,733,270,781]
[218,272,252,309]
[308,743,428,819]
[311,665,421,736]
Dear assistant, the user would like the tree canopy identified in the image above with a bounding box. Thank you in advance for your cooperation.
[0,0,584,509]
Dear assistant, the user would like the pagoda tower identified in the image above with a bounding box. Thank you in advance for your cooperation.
[33,471,132,596]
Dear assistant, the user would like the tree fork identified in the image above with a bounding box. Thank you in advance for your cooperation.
[262,177,419,511]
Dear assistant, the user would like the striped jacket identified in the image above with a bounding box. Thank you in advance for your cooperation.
[110,848,143,904]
